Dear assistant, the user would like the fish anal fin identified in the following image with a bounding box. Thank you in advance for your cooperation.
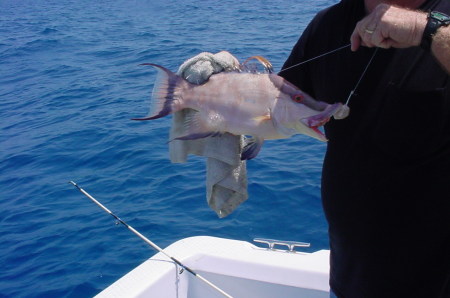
[173,131,220,141]
[172,111,221,141]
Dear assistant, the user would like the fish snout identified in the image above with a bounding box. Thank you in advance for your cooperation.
[305,103,342,125]
[299,103,343,141]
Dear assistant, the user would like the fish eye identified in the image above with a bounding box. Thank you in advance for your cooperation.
[292,94,304,103]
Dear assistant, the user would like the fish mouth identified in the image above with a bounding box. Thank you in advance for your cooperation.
[300,103,343,141]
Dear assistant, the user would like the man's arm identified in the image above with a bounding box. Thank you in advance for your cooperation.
[350,4,450,73]
[432,25,450,72]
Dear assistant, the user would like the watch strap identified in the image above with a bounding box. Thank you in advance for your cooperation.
[421,11,450,50]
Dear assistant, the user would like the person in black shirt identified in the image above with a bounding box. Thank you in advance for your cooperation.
[281,0,450,297]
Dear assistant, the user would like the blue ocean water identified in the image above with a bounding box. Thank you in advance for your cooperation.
[1,0,339,296]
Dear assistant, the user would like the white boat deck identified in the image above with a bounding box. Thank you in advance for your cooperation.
[96,236,330,298]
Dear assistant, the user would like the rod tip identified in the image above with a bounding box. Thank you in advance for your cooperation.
[68,181,77,187]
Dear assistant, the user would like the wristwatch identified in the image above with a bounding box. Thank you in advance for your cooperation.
[420,11,450,50]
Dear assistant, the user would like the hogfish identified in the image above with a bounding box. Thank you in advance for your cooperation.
[134,63,343,160]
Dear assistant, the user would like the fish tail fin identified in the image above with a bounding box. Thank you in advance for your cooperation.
[132,64,187,121]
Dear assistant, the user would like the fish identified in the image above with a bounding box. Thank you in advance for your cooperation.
[133,63,343,160]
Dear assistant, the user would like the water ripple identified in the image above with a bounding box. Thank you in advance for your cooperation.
[0,0,337,296]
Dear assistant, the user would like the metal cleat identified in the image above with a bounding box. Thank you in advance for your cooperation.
[253,238,311,253]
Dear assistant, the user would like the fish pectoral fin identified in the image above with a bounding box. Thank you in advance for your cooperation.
[252,113,271,124]
[241,137,264,160]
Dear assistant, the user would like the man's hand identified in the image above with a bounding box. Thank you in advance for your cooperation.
[350,4,427,51]
[351,4,450,73]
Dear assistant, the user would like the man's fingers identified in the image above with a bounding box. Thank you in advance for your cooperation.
[351,4,426,51]
[351,14,377,51]
[351,25,378,51]
[350,29,361,51]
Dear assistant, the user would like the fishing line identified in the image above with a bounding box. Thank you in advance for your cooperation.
[69,181,233,298]
[278,43,351,74]
[345,47,379,106]
[278,43,379,111]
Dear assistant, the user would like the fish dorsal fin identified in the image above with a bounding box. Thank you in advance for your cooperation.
[241,56,274,73]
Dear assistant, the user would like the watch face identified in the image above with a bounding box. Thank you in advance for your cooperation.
[431,11,450,24]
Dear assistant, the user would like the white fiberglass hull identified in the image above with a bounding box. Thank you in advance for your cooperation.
[96,236,330,298]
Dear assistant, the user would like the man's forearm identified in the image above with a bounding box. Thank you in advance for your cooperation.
[432,25,450,73]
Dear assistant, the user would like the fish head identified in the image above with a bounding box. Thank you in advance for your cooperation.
[270,74,343,141]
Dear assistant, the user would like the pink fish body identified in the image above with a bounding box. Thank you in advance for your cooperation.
[134,64,342,160]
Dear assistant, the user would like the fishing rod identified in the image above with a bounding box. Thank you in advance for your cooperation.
[69,181,233,298]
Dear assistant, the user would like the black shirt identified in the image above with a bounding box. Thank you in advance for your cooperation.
[281,0,450,297]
